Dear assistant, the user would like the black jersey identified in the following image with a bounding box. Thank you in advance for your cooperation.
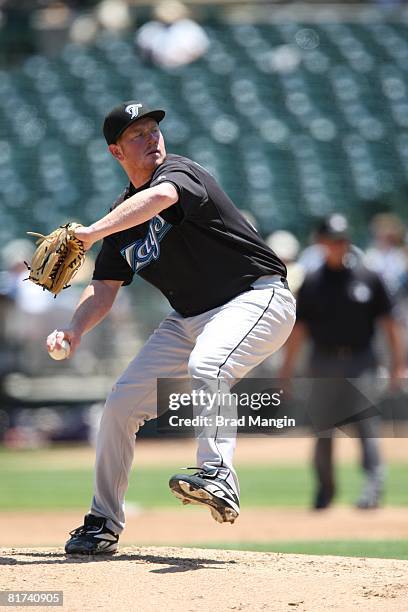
[93,154,287,317]
[296,262,392,350]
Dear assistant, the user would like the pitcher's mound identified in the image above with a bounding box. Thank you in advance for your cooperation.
[1,546,407,611]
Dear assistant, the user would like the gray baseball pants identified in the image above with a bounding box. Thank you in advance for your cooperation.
[91,275,296,533]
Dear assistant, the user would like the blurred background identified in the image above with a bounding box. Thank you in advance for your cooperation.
[1,0,408,557]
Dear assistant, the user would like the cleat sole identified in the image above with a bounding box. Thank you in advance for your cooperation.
[170,479,238,524]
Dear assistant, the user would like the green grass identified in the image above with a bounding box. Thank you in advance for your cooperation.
[1,459,408,510]
[190,540,408,560]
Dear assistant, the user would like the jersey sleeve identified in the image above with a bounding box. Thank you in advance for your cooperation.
[92,236,134,286]
[150,160,207,220]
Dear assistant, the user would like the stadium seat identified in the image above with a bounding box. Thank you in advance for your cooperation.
[1,21,408,241]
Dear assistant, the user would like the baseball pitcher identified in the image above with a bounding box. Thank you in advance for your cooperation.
[47,101,296,554]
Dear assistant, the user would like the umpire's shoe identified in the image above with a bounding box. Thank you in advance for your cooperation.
[355,475,383,510]
[65,514,119,555]
[313,485,335,510]
[169,468,240,524]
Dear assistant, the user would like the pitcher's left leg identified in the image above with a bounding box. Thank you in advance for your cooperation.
[192,280,295,481]
[170,279,295,522]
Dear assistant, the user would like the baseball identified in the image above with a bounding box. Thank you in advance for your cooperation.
[49,338,71,361]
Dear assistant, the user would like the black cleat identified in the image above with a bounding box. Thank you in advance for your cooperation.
[313,485,335,510]
[169,468,240,524]
[65,514,119,555]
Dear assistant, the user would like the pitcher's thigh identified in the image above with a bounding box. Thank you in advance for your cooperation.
[105,315,193,424]
[189,288,295,380]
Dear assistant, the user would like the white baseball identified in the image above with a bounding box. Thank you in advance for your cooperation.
[49,339,71,361]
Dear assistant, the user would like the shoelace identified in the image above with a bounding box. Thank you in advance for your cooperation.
[69,525,87,537]
[179,466,218,479]
[69,524,100,537]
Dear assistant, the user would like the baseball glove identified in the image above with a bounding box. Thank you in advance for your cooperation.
[25,223,85,296]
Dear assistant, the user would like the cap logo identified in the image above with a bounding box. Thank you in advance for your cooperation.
[125,103,143,119]
[330,214,347,233]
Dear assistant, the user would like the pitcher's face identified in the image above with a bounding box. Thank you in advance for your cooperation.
[109,118,166,178]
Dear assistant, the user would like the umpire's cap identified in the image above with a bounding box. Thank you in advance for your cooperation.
[103,101,165,145]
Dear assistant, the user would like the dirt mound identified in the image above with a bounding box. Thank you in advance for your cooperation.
[1,507,408,547]
[1,546,407,611]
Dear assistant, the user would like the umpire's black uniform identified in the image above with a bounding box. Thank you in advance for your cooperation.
[297,257,393,509]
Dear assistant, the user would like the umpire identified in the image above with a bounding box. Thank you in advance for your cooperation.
[280,214,405,509]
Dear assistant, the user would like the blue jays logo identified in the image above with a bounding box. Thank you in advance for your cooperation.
[125,103,143,119]
[121,216,171,273]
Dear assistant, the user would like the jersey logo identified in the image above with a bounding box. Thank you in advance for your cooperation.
[125,103,143,119]
[349,282,372,303]
[120,215,172,273]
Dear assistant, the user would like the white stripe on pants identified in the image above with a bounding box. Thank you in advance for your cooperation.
[91,275,296,533]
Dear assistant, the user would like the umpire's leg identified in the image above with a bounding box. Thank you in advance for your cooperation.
[313,436,335,509]
[355,415,384,507]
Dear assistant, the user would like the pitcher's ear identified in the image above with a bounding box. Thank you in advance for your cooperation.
[109,143,124,161]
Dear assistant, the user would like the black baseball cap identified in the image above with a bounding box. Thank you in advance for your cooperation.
[316,213,349,239]
[103,101,165,145]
